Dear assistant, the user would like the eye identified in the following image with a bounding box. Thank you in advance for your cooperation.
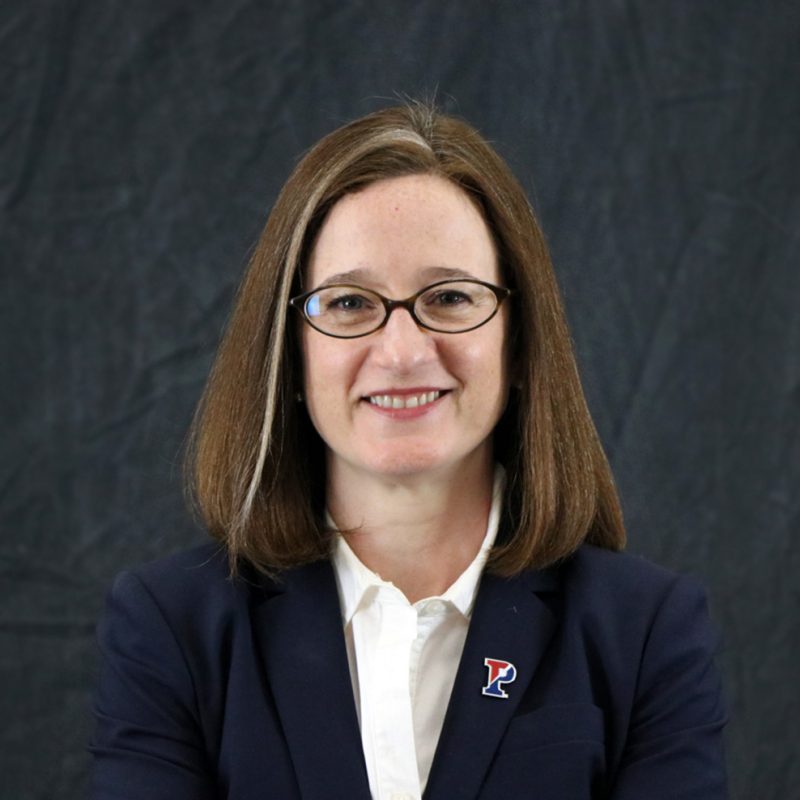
[308,287,382,320]
[421,287,476,309]
[431,289,472,306]
[326,292,375,312]
[415,281,496,329]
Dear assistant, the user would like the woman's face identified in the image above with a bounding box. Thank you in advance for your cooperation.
[300,173,510,484]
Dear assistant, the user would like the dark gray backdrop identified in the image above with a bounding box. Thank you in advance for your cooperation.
[2,2,798,798]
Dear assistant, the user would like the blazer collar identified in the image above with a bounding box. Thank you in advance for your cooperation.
[424,566,560,800]
[250,560,371,800]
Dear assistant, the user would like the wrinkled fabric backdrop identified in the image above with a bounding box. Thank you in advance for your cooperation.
[2,1,798,798]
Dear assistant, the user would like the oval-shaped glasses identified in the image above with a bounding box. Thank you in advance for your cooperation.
[290,279,512,339]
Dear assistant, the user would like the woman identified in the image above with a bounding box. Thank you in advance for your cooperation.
[90,103,728,799]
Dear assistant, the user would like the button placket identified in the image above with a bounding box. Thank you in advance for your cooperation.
[369,600,421,799]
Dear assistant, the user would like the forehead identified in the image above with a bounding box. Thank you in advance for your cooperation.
[306,174,499,289]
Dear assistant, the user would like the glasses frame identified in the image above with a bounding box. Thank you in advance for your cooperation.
[289,278,513,339]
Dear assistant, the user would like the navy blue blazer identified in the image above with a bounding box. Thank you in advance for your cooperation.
[89,542,728,799]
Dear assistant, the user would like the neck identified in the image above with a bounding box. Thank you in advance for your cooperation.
[327,453,495,603]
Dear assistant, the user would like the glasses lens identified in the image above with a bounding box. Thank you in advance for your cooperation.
[304,286,384,336]
[415,281,498,331]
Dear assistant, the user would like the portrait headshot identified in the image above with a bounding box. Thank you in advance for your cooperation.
[85,101,730,798]
[2,3,797,799]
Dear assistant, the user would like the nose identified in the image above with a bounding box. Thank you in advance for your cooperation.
[369,306,437,372]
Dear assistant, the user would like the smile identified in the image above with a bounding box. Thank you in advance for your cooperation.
[367,391,442,409]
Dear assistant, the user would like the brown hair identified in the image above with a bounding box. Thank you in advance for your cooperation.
[184,101,625,576]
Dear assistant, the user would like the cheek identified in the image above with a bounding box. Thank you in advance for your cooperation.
[444,329,509,403]
[301,334,330,432]
[301,332,366,410]
[300,329,320,390]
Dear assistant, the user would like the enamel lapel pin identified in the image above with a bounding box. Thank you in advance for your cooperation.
[481,657,517,698]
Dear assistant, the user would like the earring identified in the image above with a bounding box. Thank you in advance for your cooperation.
[295,391,303,403]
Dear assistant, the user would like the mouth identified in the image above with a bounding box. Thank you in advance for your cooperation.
[364,390,447,410]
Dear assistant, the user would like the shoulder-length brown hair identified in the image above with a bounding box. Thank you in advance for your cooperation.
[184,101,625,576]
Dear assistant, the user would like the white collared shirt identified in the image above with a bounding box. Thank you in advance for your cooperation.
[330,466,505,800]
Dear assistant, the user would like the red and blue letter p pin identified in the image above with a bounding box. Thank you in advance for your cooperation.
[481,657,517,699]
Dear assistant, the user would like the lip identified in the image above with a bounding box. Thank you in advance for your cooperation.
[360,387,450,419]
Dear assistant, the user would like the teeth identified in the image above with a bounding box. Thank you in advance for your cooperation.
[368,391,441,409]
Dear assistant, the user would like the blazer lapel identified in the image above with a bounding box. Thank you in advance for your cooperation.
[251,560,371,800]
[424,568,560,800]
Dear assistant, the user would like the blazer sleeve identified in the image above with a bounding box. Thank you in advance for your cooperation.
[610,574,729,799]
[88,570,216,800]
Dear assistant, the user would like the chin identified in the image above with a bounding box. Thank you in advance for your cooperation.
[358,443,453,478]
[358,439,488,481]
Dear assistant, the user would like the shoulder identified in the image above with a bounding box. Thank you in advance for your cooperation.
[102,543,336,637]
[119,541,231,592]
[550,545,719,661]
[102,542,281,640]
[554,551,728,788]
[109,542,234,607]
[561,543,708,610]
[96,543,291,699]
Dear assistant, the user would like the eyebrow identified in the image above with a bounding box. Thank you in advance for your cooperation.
[318,268,371,287]
[318,265,477,288]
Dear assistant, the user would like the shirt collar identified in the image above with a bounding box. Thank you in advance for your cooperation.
[330,464,506,624]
